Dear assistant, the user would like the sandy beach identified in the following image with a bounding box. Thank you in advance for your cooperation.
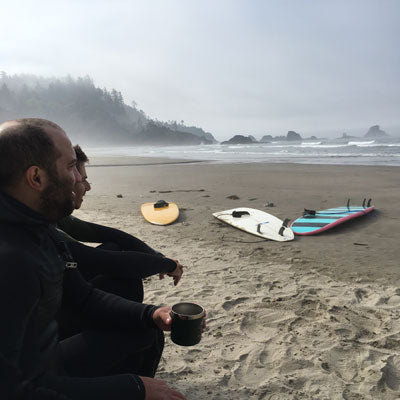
[76,157,400,399]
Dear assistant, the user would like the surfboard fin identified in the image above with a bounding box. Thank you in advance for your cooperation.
[362,198,366,208]
[347,199,351,211]
[367,198,372,207]
[278,219,290,236]
[303,209,316,217]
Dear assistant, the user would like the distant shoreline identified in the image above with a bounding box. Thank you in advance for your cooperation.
[89,159,209,168]
[85,139,400,167]
[87,154,400,169]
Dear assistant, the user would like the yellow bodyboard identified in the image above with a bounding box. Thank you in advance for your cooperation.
[141,200,179,225]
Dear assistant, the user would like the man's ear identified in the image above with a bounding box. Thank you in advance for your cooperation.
[25,166,48,191]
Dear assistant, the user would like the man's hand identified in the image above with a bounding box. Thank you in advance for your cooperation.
[140,376,186,400]
[153,306,207,333]
[159,260,183,286]
[152,306,172,331]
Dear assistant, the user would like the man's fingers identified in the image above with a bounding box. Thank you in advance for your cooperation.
[153,306,173,331]
[166,388,186,400]
[141,376,186,399]
[171,391,187,400]
[173,275,181,286]
[164,262,184,286]
[202,310,207,331]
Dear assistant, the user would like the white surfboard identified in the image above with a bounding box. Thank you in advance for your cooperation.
[213,207,294,242]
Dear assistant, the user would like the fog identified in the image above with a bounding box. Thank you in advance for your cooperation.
[1,0,399,140]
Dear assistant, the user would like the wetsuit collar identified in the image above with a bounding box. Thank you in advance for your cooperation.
[0,191,49,226]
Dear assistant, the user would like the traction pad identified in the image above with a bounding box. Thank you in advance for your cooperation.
[232,211,250,218]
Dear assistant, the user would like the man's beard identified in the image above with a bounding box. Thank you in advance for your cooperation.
[39,169,75,221]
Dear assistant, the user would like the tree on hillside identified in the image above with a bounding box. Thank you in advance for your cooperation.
[0,72,216,145]
[0,84,13,108]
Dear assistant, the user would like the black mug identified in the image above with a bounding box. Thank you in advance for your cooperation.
[170,303,205,346]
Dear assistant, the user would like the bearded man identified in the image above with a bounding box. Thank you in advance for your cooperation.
[0,119,188,400]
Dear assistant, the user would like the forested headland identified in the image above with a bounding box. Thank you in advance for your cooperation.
[0,72,216,146]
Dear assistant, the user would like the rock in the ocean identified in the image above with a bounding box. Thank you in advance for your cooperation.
[221,135,257,144]
[364,125,388,138]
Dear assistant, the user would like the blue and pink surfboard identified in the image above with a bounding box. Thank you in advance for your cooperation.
[291,200,375,236]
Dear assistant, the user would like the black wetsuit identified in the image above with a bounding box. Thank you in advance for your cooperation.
[57,216,177,302]
[0,352,70,400]
[57,215,162,255]
[0,191,164,400]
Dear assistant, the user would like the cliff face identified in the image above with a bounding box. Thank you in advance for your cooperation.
[364,125,388,138]
[135,121,213,145]
[259,131,303,142]
[221,135,255,144]
[260,135,273,142]
[224,131,305,144]
[164,122,217,144]
[286,131,302,141]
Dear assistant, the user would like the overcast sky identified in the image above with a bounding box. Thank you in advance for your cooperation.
[1,0,399,140]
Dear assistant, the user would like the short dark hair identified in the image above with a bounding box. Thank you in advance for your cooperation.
[0,118,62,189]
[73,144,89,165]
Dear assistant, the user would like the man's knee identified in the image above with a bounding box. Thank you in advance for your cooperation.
[97,242,121,251]
[59,328,164,377]
[128,327,164,353]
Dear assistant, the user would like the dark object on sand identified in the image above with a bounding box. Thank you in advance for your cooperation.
[227,195,240,200]
[116,194,123,198]
[232,210,250,218]
[170,303,205,346]
[154,200,169,208]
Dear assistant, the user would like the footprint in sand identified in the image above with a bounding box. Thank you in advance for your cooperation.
[378,355,400,391]
[353,288,368,303]
[240,310,294,341]
[197,288,214,296]
[232,346,272,388]
[222,297,249,311]
[325,346,359,381]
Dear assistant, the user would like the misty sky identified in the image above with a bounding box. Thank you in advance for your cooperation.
[1,0,399,140]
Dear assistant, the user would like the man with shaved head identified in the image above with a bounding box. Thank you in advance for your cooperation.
[0,119,187,400]
[0,119,78,220]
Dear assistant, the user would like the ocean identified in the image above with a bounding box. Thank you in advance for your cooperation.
[86,137,400,166]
